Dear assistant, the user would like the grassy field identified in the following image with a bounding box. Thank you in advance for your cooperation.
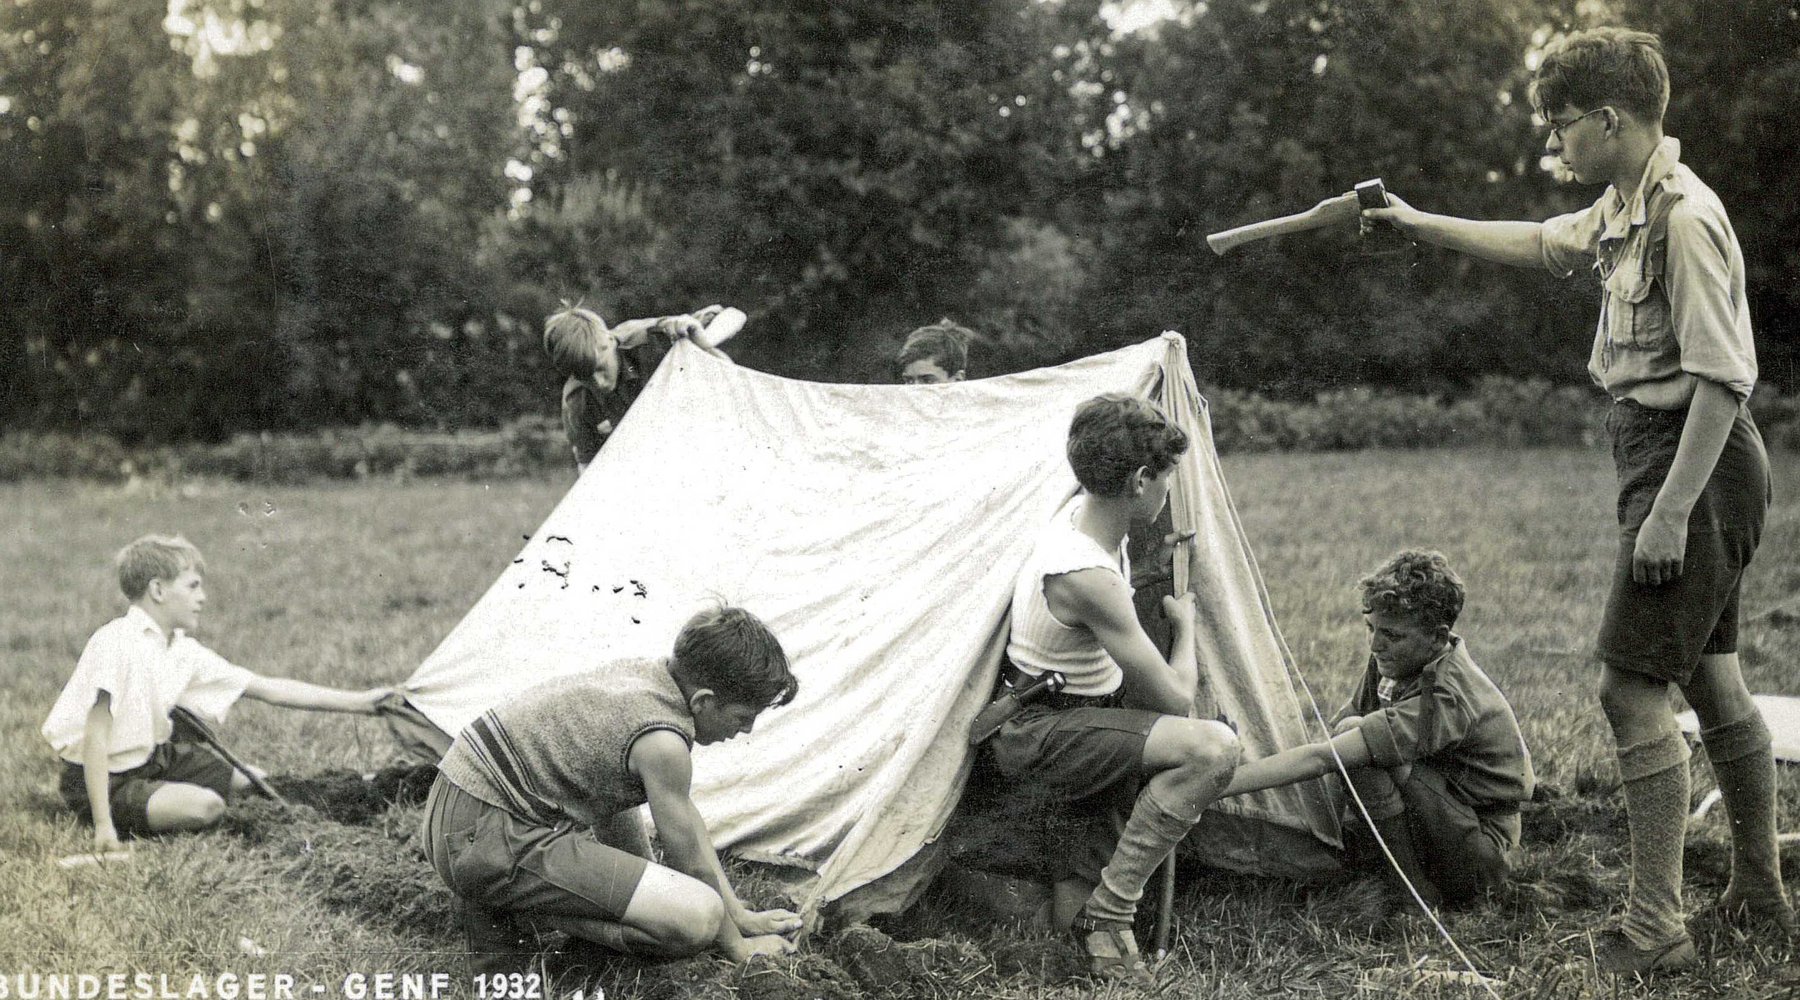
[5,450,1800,999]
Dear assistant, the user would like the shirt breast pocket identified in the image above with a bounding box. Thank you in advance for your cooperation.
[1603,241,1673,354]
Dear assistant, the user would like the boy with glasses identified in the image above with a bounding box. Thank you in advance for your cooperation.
[1364,28,1784,974]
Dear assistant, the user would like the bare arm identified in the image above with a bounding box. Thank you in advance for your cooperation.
[633,731,797,960]
[240,677,390,714]
[83,692,125,852]
[1632,378,1740,585]
[1221,726,1373,798]
[1363,194,1545,268]
[1047,569,1198,715]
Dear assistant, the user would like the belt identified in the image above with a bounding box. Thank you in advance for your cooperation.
[1002,663,1124,711]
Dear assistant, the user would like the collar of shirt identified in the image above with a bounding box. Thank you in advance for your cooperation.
[1599,136,1682,241]
[123,604,179,647]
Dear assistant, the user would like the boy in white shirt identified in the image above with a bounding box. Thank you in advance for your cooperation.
[43,535,393,852]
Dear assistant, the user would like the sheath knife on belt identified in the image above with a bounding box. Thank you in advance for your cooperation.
[968,669,1067,746]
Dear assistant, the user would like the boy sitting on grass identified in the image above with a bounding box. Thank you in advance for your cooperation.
[42,535,394,854]
[544,303,725,471]
[422,606,803,973]
[1222,550,1534,908]
[895,319,972,384]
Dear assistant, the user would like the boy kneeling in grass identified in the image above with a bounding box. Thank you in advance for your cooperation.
[1222,551,1535,908]
[422,606,803,974]
[42,535,394,854]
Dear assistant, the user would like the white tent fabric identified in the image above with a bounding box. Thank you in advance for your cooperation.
[401,334,1339,921]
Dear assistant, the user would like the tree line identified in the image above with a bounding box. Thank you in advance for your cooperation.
[3,0,1795,443]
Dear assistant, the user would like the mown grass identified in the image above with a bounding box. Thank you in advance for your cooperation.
[4,450,1800,998]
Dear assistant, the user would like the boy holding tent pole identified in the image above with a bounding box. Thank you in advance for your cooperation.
[980,393,1241,985]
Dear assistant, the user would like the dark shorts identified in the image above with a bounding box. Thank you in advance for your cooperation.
[1344,762,1517,904]
[59,740,238,837]
[985,700,1161,884]
[1597,401,1769,684]
[421,774,650,966]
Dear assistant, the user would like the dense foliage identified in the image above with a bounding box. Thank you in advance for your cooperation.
[2,0,1796,441]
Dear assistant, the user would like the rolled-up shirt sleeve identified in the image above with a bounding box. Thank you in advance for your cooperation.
[1540,204,1601,278]
[1356,685,1476,768]
[175,640,255,723]
[1665,202,1757,400]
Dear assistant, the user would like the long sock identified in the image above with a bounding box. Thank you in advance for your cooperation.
[1083,784,1199,925]
[1370,812,1443,907]
[1616,731,1692,950]
[1702,714,1792,918]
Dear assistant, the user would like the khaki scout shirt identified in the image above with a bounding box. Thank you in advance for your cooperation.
[1340,637,1535,812]
[1540,138,1757,409]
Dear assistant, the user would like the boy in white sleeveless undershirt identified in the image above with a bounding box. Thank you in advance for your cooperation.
[986,393,1241,985]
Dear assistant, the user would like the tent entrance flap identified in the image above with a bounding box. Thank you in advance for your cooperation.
[400,335,1341,922]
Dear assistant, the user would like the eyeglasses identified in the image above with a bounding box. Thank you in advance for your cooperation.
[1543,106,1611,141]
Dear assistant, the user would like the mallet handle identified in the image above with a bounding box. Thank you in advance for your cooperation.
[1205,191,1361,255]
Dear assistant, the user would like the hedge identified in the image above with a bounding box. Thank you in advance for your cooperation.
[4,380,1798,484]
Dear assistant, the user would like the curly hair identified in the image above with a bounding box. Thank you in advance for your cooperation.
[1066,394,1189,498]
[116,535,205,600]
[896,319,972,375]
[670,605,798,710]
[1530,27,1669,125]
[1358,550,1465,632]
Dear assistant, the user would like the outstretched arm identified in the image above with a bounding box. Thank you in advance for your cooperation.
[633,731,799,960]
[1048,569,1198,715]
[1221,726,1373,798]
[1363,193,1545,268]
[241,677,391,714]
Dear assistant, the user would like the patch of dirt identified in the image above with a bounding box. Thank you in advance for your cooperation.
[224,797,453,936]
[826,925,994,995]
[265,763,437,826]
[990,936,1084,983]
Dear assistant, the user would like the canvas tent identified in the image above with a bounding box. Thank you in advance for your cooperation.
[397,333,1341,924]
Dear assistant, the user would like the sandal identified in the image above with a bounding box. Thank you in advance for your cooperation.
[1070,914,1154,986]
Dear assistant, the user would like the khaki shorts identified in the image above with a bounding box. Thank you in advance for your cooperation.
[985,700,1160,885]
[1597,401,1769,684]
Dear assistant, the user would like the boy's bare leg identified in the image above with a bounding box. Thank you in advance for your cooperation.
[1078,718,1237,954]
[145,783,228,831]
[1684,653,1795,933]
[540,864,724,957]
[1599,666,1697,968]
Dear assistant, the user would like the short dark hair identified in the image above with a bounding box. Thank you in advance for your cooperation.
[896,319,972,375]
[543,305,613,378]
[670,606,798,709]
[1358,550,1465,632]
[116,535,205,600]
[1066,394,1189,497]
[1530,27,1669,124]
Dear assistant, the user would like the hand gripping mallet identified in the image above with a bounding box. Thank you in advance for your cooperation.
[1205,179,1390,255]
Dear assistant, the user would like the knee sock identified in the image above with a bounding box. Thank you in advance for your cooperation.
[1082,783,1200,925]
[1349,767,1441,906]
[1616,731,1693,949]
[1702,713,1792,916]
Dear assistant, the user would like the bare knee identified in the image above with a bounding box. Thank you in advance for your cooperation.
[624,869,724,957]
[145,785,228,832]
[1169,719,1241,778]
[1597,666,1670,736]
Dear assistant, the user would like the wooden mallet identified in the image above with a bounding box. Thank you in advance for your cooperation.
[1206,179,1390,255]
